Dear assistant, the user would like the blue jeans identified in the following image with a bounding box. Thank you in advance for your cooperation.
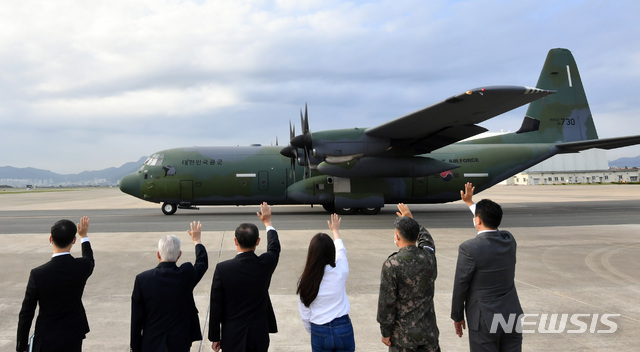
[310,314,355,352]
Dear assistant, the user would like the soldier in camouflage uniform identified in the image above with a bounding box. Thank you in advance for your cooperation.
[377,203,440,352]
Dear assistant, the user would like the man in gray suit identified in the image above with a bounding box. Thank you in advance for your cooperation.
[451,182,523,352]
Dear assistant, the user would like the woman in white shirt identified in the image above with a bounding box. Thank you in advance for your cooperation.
[297,213,355,352]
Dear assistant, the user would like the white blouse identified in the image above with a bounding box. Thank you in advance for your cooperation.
[298,239,350,333]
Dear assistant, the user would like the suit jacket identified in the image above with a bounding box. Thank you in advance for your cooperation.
[209,229,280,352]
[130,243,208,352]
[16,241,95,352]
[451,230,523,331]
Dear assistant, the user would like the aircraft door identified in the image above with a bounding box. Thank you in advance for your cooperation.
[258,171,269,191]
[180,180,194,201]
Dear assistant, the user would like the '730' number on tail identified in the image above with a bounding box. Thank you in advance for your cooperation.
[558,118,576,126]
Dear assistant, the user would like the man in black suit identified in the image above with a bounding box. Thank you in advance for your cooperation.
[16,216,94,352]
[451,183,523,352]
[209,202,280,352]
[130,221,209,352]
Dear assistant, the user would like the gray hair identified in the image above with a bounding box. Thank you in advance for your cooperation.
[158,235,181,262]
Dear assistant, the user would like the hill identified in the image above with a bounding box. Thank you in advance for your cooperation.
[608,155,640,168]
[0,157,146,188]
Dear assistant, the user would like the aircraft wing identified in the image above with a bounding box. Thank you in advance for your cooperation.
[365,86,554,152]
[555,135,640,153]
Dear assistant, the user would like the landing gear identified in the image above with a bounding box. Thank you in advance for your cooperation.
[335,207,358,215]
[322,204,382,215]
[161,202,177,215]
[322,203,336,213]
[360,207,381,215]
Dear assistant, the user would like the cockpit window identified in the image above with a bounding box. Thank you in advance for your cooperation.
[144,154,164,166]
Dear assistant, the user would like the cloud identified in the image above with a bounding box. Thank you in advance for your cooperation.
[32,86,240,122]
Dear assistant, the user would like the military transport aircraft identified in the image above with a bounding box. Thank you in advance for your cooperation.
[119,48,640,215]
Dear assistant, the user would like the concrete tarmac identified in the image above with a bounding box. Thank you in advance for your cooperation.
[1,185,639,351]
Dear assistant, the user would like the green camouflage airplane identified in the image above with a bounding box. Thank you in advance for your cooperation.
[119,48,640,215]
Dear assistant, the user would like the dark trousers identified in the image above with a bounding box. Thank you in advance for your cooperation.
[33,339,83,352]
[389,344,441,352]
[469,317,522,352]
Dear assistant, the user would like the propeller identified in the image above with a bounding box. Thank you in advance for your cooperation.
[291,104,312,149]
[301,104,314,177]
[287,121,298,180]
[280,103,314,179]
[301,105,312,175]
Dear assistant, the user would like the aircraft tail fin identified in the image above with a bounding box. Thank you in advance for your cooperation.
[516,48,599,143]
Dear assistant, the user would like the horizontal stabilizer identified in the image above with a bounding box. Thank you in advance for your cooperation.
[555,135,640,154]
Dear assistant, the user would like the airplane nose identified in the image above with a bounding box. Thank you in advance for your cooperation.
[119,173,141,198]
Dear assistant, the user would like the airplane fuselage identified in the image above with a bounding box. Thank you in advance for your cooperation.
[118,141,557,214]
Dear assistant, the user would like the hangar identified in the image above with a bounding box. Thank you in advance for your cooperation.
[507,150,639,185]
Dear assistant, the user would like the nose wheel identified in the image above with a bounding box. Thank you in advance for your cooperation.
[162,203,177,215]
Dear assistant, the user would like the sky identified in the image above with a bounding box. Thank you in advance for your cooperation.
[1,0,640,174]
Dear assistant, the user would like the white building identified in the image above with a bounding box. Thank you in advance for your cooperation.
[506,150,639,185]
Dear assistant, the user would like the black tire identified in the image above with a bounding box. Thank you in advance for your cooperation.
[322,203,336,213]
[360,207,381,215]
[161,202,177,215]
[335,207,358,215]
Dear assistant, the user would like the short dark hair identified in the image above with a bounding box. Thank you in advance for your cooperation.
[51,219,77,247]
[235,223,259,248]
[475,199,502,229]
[394,216,419,242]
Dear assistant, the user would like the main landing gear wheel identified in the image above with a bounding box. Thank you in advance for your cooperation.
[322,204,336,213]
[335,207,358,215]
[360,207,381,215]
[323,204,381,215]
[161,202,177,215]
